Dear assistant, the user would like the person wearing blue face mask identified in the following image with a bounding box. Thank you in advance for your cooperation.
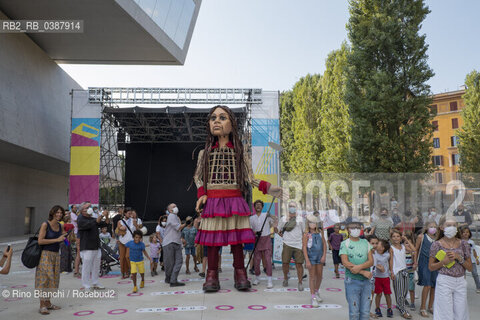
[275,201,306,291]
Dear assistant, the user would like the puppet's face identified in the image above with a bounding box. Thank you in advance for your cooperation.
[209,107,232,137]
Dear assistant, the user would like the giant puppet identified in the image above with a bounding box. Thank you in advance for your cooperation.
[194,105,284,292]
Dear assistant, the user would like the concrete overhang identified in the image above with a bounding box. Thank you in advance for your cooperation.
[0,0,201,65]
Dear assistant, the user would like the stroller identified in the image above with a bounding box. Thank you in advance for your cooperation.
[100,242,120,277]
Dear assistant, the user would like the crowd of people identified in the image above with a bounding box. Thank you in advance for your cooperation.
[14,200,478,318]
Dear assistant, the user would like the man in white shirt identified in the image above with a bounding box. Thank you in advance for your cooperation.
[276,201,306,291]
[249,200,276,288]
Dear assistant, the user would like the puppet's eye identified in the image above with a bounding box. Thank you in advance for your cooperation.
[210,115,216,121]
[220,115,227,121]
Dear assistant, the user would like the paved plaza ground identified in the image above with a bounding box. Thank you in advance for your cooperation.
[1,236,479,320]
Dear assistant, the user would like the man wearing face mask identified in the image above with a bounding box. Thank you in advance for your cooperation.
[276,202,306,291]
[453,203,472,227]
[163,203,186,287]
[370,208,393,241]
[427,207,441,225]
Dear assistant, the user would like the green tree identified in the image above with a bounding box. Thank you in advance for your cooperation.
[346,0,435,173]
[458,70,480,174]
[320,42,352,173]
[290,74,324,174]
[279,90,295,173]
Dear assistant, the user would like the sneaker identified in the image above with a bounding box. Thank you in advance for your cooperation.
[252,276,259,286]
[476,289,480,294]
[387,308,393,318]
[375,308,383,318]
[410,303,415,311]
[282,279,288,287]
[315,292,323,302]
[267,279,273,289]
[151,271,155,277]
[132,286,138,293]
[92,284,105,290]
[140,280,144,288]
[154,271,158,275]
[297,282,304,291]
[311,297,319,308]
[402,312,412,319]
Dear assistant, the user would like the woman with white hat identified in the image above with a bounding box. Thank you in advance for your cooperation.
[302,214,327,307]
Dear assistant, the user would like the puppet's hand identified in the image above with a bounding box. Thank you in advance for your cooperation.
[196,195,208,213]
[267,185,288,200]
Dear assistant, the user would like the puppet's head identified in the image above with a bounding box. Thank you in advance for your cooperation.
[208,106,233,137]
[202,105,245,192]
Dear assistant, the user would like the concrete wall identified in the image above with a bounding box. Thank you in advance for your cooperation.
[0,161,69,237]
[0,10,81,164]
[0,10,82,237]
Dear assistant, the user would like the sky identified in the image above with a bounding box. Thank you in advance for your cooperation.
[60,0,480,94]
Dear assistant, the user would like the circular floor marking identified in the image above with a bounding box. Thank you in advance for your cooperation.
[215,305,234,311]
[248,305,267,310]
[127,292,143,297]
[73,310,94,316]
[107,309,128,315]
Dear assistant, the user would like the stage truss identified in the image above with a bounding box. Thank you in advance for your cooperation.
[90,87,261,209]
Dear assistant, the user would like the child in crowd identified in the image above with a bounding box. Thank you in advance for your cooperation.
[368,234,378,318]
[415,221,438,317]
[125,230,152,293]
[460,226,480,293]
[99,227,112,246]
[149,234,160,277]
[328,224,344,278]
[339,223,349,240]
[181,216,199,274]
[373,239,393,318]
[366,235,379,318]
[403,230,417,311]
[302,215,327,307]
[390,229,415,319]
[340,222,374,320]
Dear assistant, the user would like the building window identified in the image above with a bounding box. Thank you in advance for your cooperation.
[451,136,459,147]
[432,120,438,131]
[432,155,443,166]
[452,154,460,166]
[430,104,437,114]
[452,118,459,129]
[450,101,458,111]
[433,138,440,148]
[435,172,443,184]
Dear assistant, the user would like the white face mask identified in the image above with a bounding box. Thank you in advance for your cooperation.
[172,207,179,214]
[350,228,361,238]
[444,226,457,239]
[161,222,166,227]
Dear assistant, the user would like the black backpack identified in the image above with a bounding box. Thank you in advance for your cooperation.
[21,226,42,268]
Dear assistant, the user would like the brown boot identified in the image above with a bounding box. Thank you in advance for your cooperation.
[234,268,251,291]
[202,269,220,292]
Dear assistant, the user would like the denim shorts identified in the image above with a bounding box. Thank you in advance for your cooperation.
[185,247,196,256]
[152,257,159,263]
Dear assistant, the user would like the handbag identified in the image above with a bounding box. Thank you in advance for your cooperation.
[118,219,134,244]
[21,226,42,268]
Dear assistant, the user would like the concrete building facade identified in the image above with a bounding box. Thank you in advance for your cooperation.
[0,0,201,237]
